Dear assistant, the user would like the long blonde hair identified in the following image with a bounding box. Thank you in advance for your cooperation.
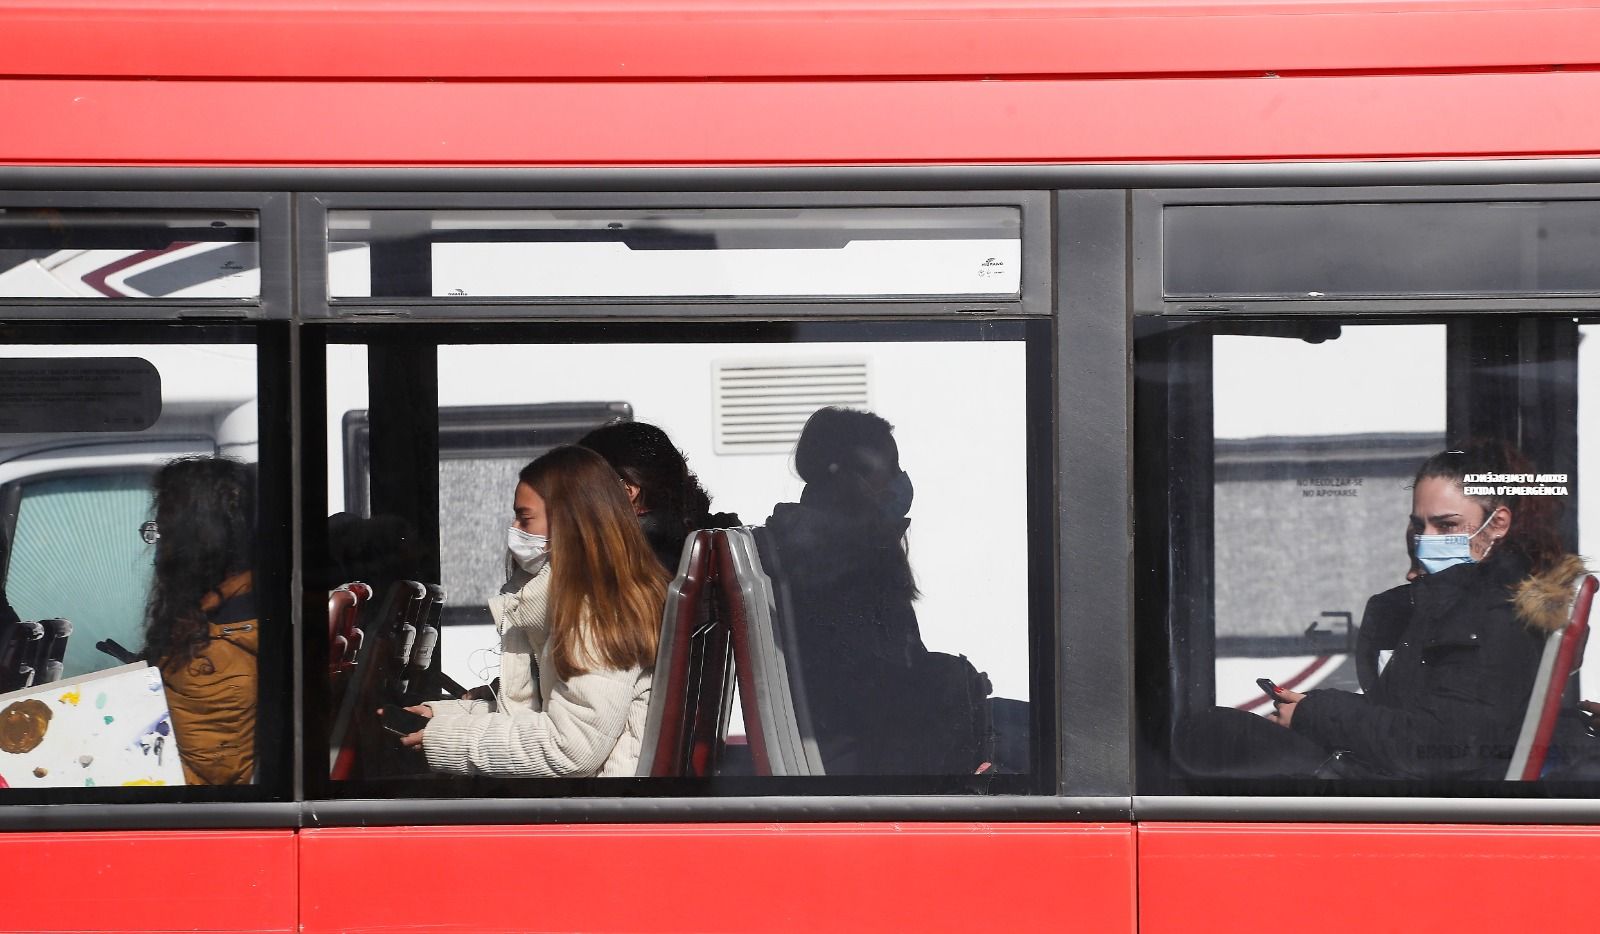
[519,445,667,679]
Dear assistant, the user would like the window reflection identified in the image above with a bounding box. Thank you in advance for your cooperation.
[0,343,263,790]
[0,209,259,299]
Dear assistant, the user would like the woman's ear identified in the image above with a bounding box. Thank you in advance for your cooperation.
[1487,505,1513,544]
[622,481,642,508]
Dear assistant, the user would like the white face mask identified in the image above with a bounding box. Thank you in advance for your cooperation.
[506,526,549,575]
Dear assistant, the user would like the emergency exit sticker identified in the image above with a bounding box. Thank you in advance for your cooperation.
[0,358,161,433]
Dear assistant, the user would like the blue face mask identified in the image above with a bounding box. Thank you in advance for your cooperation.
[1413,511,1497,575]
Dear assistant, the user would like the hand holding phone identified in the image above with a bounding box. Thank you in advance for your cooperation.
[379,705,430,736]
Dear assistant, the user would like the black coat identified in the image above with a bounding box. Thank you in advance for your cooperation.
[763,499,986,775]
[1293,553,1546,780]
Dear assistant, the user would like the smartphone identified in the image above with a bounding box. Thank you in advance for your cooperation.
[1256,677,1286,701]
[380,706,429,736]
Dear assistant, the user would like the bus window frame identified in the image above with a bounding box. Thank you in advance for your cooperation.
[296,190,1051,318]
[14,163,1600,828]
[0,190,292,319]
[0,319,296,820]
[1133,184,1600,316]
[300,316,1059,805]
[1132,306,1596,805]
[1129,186,1600,812]
[80,163,1600,828]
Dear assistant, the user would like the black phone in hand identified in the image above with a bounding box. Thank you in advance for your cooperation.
[1257,677,1286,701]
[380,706,429,736]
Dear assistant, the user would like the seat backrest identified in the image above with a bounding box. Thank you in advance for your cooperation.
[328,579,427,781]
[33,618,70,685]
[636,530,718,777]
[328,582,372,674]
[395,584,445,702]
[1506,572,1597,780]
[328,589,358,672]
[720,527,825,777]
[749,526,824,774]
[0,620,44,693]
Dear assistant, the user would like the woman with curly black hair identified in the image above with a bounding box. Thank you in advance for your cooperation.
[578,420,738,571]
[143,456,258,785]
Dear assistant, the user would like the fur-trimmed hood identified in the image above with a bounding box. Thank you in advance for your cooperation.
[1513,554,1593,633]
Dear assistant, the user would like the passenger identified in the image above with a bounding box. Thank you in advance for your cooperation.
[142,457,260,785]
[1179,441,1588,780]
[578,421,739,572]
[395,445,668,777]
[764,406,989,774]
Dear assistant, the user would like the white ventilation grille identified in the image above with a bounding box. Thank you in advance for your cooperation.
[713,359,871,455]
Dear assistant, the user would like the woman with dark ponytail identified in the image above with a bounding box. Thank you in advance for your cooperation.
[143,457,259,785]
[1181,439,1589,780]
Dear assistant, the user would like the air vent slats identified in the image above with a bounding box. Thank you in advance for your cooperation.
[713,359,871,455]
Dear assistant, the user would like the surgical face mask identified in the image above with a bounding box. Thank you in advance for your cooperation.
[1412,511,1497,576]
[506,526,549,575]
[880,470,914,519]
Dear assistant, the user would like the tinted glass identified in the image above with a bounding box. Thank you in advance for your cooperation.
[0,209,259,299]
[1165,201,1600,299]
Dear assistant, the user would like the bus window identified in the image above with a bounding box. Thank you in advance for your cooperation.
[0,208,259,299]
[1138,315,1593,793]
[1211,325,1446,709]
[313,320,1049,795]
[6,471,156,680]
[327,206,1022,300]
[0,336,287,799]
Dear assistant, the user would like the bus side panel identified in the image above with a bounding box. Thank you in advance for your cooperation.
[300,822,1135,933]
[1139,822,1600,933]
[10,71,1600,166]
[9,3,1600,81]
[0,830,297,933]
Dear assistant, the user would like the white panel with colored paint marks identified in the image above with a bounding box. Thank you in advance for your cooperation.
[0,662,185,788]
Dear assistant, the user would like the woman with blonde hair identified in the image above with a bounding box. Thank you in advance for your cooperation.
[397,445,668,777]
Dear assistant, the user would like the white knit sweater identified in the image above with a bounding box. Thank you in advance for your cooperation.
[422,564,651,778]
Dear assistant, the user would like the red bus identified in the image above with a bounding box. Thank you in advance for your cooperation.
[4,2,1600,931]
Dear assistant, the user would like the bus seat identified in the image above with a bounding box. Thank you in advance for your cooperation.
[328,579,427,781]
[328,587,359,673]
[0,620,44,693]
[1506,572,1597,781]
[720,527,825,777]
[32,619,70,685]
[748,526,825,775]
[636,529,720,777]
[396,585,446,704]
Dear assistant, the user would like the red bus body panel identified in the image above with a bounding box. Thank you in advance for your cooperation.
[8,70,1600,166]
[0,830,297,933]
[299,822,1135,933]
[4,5,1599,934]
[4,1,1600,80]
[1139,823,1600,934]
